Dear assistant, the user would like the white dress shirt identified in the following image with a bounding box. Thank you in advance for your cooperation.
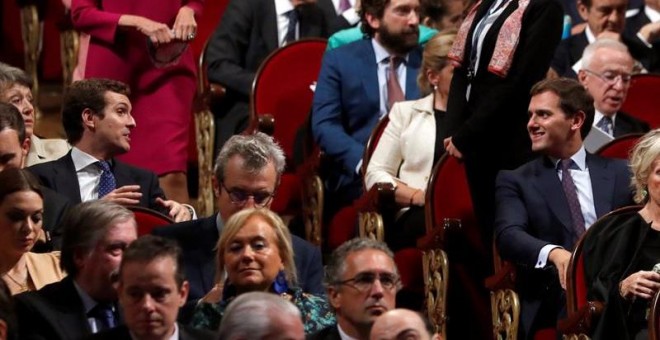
[71,147,106,201]
[275,0,297,46]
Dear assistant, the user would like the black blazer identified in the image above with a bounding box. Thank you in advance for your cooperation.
[15,277,122,340]
[206,0,328,108]
[306,326,341,340]
[613,111,651,137]
[30,186,72,252]
[316,0,355,34]
[86,324,216,340]
[551,31,660,78]
[28,152,167,214]
[152,214,326,300]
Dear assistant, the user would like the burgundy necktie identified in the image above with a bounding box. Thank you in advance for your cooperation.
[387,56,405,111]
[338,0,351,12]
[560,159,586,237]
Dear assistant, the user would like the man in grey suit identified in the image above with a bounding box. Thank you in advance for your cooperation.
[89,235,216,340]
[494,78,635,339]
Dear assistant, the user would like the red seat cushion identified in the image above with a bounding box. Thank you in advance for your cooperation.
[394,248,424,294]
[269,173,301,215]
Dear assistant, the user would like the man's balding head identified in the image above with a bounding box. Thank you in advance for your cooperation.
[370,309,440,340]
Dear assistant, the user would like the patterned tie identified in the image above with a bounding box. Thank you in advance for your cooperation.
[338,0,351,12]
[88,303,116,332]
[285,9,298,44]
[387,56,405,111]
[97,161,116,198]
[559,159,586,237]
[596,116,613,136]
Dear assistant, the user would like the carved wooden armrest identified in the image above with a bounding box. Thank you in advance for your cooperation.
[356,183,396,242]
[423,248,449,339]
[557,301,604,337]
[484,261,517,291]
[417,218,462,250]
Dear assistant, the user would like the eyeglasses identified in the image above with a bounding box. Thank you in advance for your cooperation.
[220,182,274,207]
[583,69,632,85]
[336,272,400,292]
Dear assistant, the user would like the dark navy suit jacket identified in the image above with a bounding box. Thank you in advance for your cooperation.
[311,38,422,194]
[494,153,634,338]
[152,214,325,302]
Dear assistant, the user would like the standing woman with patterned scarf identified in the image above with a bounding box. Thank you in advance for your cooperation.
[440,0,563,337]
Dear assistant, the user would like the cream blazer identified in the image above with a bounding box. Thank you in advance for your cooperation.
[26,135,71,167]
[365,94,436,192]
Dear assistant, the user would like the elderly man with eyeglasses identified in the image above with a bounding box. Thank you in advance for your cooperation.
[579,38,650,142]
[309,238,400,340]
[153,133,324,322]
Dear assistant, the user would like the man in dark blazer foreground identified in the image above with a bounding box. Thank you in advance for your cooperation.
[28,78,192,222]
[495,79,635,339]
[90,236,216,340]
[153,133,324,321]
[14,201,138,340]
[206,0,329,151]
[578,39,650,141]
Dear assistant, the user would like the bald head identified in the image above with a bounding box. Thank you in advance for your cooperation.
[370,309,440,340]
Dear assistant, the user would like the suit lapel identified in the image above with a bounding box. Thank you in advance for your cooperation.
[405,47,422,100]
[587,154,615,218]
[52,278,94,339]
[56,153,83,204]
[570,33,588,64]
[112,159,133,188]
[360,40,380,111]
[533,158,575,235]
[262,0,279,52]
[299,4,323,38]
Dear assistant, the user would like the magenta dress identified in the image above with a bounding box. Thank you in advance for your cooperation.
[70,0,203,174]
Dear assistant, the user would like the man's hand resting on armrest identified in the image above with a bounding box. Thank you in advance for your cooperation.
[549,248,572,289]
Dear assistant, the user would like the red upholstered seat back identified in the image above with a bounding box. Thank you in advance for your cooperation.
[361,116,391,176]
[426,154,476,239]
[128,206,174,236]
[621,74,660,128]
[251,39,328,168]
[595,133,643,160]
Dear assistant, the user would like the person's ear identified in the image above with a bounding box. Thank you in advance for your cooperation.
[178,281,190,306]
[82,108,96,130]
[365,12,381,31]
[573,110,586,131]
[212,177,221,198]
[327,286,342,309]
[578,69,589,87]
[577,0,590,21]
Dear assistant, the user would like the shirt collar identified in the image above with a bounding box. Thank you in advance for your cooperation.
[71,147,103,172]
[585,26,596,44]
[645,5,660,22]
[215,213,225,236]
[337,324,360,340]
[275,0,294,16]
[371,39,410,64]
[551,146,588,171]
[594,109,617,128]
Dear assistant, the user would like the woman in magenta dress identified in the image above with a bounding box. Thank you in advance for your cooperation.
[70,0,202,203]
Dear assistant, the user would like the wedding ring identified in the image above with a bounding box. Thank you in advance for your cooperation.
[188,33,196,40]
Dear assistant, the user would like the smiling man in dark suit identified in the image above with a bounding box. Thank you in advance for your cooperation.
[206,0,329,151]
[494,78,634,339]
[152,133,324,320]
[28,78,192,222]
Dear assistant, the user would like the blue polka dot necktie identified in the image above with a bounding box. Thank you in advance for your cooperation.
[97,161,116,198]
[559,159,586,238]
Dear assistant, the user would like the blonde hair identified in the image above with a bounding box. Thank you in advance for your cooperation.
[417,31,457,95]
[629,129,660,203]
[216,208,298,287]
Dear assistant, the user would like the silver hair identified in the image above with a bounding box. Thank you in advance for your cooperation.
[213,132,286,183]
[217,291,302,339]
[324,238,398,288]
[581,38,631,70]
[629,129,660,203]
[0,62,32,91]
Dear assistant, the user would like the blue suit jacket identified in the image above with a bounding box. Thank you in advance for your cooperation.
[311,39,422,192]
[152,214,325,301]
[494,153,634,338]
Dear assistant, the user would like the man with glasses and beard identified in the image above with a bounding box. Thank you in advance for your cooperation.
[152,133,324,321]
[309,238,400,340]
[312,0,423,213]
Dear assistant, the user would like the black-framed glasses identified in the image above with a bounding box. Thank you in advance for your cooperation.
[583,69,632,86]
[220,182,274,207]
[336,272,400,292]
